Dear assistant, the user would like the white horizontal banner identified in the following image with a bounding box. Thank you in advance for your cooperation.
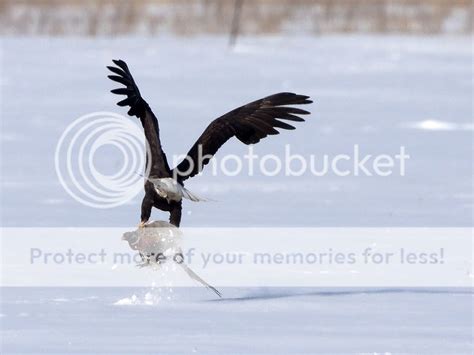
[1,227,472,287]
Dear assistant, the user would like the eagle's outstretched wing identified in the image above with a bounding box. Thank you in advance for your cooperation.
[107,59,171,178]
[172,93,312,182]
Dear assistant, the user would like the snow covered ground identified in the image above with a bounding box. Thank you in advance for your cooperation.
[1,287,473,354]
[1,35,472,353]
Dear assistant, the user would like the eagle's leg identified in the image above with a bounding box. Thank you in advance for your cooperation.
[151,196,181,227]
[140,194,154,228]
[169,201,182,227]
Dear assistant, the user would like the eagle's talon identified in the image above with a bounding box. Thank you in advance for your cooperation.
[138,221,147,229]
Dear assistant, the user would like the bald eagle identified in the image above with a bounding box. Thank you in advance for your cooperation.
[107,60,312,227]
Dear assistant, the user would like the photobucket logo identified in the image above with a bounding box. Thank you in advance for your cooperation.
[172,144,410,178]
[55,112,150,208]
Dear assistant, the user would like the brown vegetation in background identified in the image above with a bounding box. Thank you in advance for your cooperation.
[0,0,471,36]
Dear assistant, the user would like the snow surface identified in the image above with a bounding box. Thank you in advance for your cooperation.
[1,287,472,354]
[1,35,473,353]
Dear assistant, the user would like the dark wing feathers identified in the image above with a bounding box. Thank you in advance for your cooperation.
[107,59,171,177]
[108,60,312,182]
[107,59,145,117]
[111,88,132,95]
[172,92,312,182]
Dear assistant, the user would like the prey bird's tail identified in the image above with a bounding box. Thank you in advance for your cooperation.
[179,263,222,298]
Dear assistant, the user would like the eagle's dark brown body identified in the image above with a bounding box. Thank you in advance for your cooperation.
[108,59,312,227]
[142,180,182,226]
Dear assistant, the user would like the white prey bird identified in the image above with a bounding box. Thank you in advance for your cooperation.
[122,220,221,298]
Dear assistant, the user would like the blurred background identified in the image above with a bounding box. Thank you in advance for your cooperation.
[0,0,471,36]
